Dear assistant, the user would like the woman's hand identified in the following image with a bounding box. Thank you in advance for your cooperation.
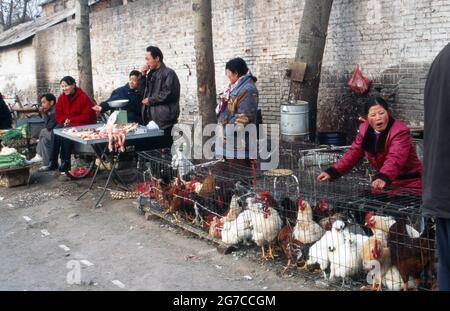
[142,98,150,106]
[92,105,101,113]
[317,172,331,182]
[64,119,71,127]
[371,178,386,190]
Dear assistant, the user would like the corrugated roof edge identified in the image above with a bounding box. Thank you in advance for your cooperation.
[0,8,76,48]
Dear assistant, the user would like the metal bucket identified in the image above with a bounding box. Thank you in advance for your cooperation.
[280,100,309,141]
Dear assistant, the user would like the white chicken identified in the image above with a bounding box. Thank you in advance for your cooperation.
[328,220,364,286]
[247,199,283,259]
[382,266,415,291]
[293,199,325,244]
[220,209,253,245]
[220,197,253,245]
[365,212,419,238]
[306,230,335,280]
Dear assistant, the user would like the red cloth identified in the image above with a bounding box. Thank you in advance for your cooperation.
[55,87,97,126]
[332,119,422,190]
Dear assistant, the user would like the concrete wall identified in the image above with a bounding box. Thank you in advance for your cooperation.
[0,39,37,105]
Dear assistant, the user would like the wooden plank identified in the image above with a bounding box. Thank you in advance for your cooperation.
[143,202,237,253]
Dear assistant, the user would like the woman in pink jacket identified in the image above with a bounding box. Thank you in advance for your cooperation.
[318,96,422,192]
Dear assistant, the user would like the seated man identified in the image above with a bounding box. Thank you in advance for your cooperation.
[93,70,143,124]
[28,94,58,171]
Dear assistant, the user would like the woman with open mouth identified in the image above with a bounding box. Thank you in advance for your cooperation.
[317,96,422,193]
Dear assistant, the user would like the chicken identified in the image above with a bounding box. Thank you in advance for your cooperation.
[293,198,325,244]
[313,196,331,222]
[319,213,346,231]
[387,217,436,291]
[328,220,364,286]
[208,216,223,239]
[382,266,415,291]
[277,195,304,273]
[277,225,304,273]
[256,191,278,209]
[210,195,242,239]
[279,197,297,226]
[222,195,242,222]
[248,201,283,259]
[365,211,420,238]
[221,209,253,245]
[306,230,335,280]
[200,169,215,195]
[163,177,186,222]
[361,233,391,291]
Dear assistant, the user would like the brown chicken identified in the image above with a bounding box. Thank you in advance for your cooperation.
[200,169,215,195]
[277,195,304,273]
[163,178,186,222]
[387,218,436,291]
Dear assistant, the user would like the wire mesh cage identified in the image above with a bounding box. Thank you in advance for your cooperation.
[134,142,435,291]
[135,149,259,238]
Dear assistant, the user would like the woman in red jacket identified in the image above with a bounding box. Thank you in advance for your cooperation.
[49,76,97,172]
[317,97,422,193]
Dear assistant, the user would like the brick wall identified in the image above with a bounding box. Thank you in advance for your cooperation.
[319,0,450,139]
[3,0,450,137]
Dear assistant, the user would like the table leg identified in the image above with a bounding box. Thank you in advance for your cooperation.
[77,143,107,201]
[95,164,116,208]
[77,163,101,201]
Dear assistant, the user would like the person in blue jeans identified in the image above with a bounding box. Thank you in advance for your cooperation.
[423,42,450,291]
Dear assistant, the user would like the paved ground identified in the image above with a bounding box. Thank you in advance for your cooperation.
[0,169,327,291]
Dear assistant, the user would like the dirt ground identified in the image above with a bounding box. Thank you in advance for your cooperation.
[0,168,334,291]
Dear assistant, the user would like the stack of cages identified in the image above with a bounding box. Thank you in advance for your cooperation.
[135,148,260,243]
[270,145,435,291]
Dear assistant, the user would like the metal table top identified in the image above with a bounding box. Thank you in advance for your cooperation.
[53,123,164,145]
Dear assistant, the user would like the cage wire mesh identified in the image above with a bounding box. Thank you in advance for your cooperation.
[134,144,435,291]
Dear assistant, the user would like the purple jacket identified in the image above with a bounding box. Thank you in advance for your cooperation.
[326,117,422,191]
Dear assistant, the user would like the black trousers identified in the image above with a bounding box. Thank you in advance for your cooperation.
[437,218,450,291]
[50,124,73,163]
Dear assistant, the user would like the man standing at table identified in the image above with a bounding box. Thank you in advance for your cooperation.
[138,46,180,149]
[92,70,143,124]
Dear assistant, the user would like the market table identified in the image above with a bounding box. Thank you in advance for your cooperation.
[54,123,164,208]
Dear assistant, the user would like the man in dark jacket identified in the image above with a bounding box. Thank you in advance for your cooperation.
[28,94,58,171]
[423,42,450,291]
[138,46,180,149]
[93,70,143,124]
[0,92,13,129]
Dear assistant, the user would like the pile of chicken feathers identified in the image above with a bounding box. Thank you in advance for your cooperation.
[63,123,139,152]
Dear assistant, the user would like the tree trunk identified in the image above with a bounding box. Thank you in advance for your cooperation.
[0,0,5,28]
[75,0,94,100]
[7,0,13,27]
[291,0,333,142]
[21,0,30,22]
[193,0,217,131]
